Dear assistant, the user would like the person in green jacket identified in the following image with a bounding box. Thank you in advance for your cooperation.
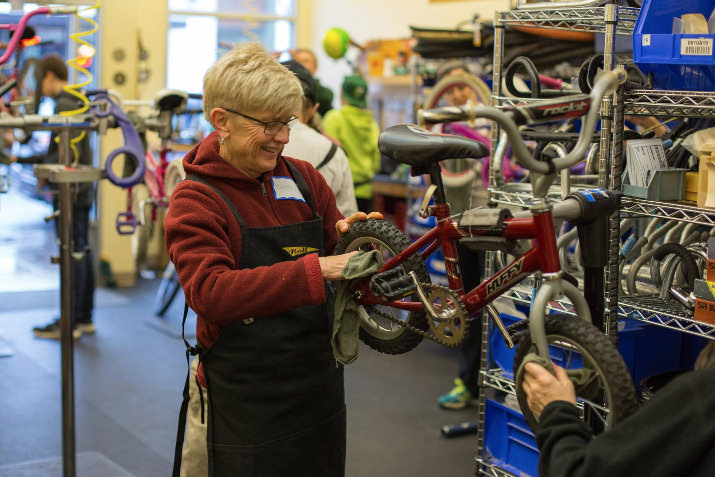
[322,74,381,213]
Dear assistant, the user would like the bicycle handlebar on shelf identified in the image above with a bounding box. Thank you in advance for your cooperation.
[0,6,78,65]
[419,69,626,175]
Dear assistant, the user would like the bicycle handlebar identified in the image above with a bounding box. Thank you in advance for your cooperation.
[0,6,78,65]
[420,69,626,175]
[87,90,146,188]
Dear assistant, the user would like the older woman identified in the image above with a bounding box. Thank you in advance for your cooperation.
[165,42,379,477]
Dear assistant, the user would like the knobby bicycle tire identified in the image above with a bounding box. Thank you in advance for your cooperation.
[513,314,639,433]
[334,219,430,354]
[154,261,181,316]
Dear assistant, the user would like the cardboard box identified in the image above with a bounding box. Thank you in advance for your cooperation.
[706,239,715,281]
[707,261,715,282]
[694,298,715,325]
[684,171,698,202]
[697,152,715,208]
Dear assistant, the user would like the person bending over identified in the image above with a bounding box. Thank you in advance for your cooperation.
[522,340,715,477]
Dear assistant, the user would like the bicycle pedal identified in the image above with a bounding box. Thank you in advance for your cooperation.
[369,268,416,302]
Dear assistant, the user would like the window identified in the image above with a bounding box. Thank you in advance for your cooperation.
[167,0,297,95]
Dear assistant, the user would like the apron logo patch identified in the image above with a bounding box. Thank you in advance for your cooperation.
[272,177,306,202]
[283,246,319,257]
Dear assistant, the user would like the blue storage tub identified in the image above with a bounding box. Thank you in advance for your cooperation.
[489,312,587,380]
[617,319,684,386]
[489,313,521,379]
[632,0,715,91]
[485,398,539,477]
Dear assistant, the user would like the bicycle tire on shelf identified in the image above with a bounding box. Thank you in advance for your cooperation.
[422,72,492,109]
[513,314,639,433]
[422,73,492,189]
[334,219,430,354]
[154,261,181,316]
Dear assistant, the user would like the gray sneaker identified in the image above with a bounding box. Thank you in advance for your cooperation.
[33,319,81,340]
[76,322,95,336]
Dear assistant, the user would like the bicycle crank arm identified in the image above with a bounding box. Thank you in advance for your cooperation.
[409,271,452,322]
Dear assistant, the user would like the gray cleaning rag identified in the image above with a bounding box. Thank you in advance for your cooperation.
[332,250,384,365]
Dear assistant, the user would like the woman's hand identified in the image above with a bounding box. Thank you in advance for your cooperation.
[521,362,577,419]
[318,252,359,280]
[335,211,384,236]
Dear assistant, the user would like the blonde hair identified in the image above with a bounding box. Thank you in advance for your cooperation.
[203,42,302,121]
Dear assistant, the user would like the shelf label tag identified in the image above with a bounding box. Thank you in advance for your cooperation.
[642,34,651,46]
[680,38,713,56]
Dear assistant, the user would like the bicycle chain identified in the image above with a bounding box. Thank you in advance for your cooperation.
[365,283,468,348]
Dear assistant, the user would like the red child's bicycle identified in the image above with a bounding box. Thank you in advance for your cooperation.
[335,68,638,432]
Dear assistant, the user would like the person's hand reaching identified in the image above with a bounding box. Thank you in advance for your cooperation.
[521,362,577,419]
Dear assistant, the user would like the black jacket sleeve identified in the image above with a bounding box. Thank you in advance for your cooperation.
[536,370,715,477]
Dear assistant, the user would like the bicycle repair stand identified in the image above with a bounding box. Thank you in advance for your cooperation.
[12,115,106,477]
[35,161,104,476]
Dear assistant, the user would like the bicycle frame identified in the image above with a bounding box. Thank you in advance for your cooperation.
[366,70,626,360]
[354,191,590,356]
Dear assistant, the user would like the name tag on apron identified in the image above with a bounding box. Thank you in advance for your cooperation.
[272,177,306,203]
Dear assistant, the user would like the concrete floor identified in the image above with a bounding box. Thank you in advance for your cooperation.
[0,187,482,477]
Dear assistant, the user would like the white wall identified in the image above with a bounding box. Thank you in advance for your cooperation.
[306,0,509,108]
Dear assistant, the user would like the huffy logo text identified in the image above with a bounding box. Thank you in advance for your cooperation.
[283,246,319,257]
[486,257,525,296]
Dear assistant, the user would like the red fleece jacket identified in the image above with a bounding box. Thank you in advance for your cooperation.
[164,132,343,381]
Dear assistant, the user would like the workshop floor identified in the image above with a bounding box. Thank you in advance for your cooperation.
[0,189,481,477]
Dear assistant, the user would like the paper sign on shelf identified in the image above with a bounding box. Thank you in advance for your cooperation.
[626,138,668,188]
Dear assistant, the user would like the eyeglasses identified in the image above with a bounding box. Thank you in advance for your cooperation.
[222,107,298,136]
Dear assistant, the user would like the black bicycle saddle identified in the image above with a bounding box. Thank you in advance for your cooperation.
[378,124,489,168]
[154,88,188,113]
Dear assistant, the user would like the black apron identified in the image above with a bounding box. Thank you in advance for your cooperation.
[173,163,345,477]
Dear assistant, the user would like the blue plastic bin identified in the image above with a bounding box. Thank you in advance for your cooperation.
[490,312,588,380]
[489,313,522,379]
[617,319,684,386]
[632,0,715,91]
[485,398,539,477]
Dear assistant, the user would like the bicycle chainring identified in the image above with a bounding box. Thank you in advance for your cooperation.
[366,283,468,348]
[425,285,469,346]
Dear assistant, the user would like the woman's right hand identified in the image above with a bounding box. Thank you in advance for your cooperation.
[319,251,359,280]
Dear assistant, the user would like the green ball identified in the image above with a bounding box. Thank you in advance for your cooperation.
[323,27,350,59]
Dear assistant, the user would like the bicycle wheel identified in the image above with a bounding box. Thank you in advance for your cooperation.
[131,183,153,267]
[164,159,185,200]
[423,73,492,109]
[154,261,182,316]
[513,314,638,433]
[334,219,431,354]
[422,73,492,189]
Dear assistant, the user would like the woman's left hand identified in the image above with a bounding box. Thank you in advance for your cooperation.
[335,211,383,236]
